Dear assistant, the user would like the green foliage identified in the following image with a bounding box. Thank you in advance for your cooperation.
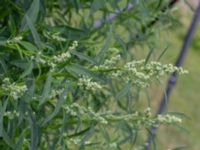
[0,0,187,149]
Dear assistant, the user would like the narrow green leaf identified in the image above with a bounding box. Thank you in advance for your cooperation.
[183,0,195,11]
[114,33,127,57]
[73,0,81,11]
[10,59,29,69]
[28,111,39,150]
[19,41,38,51]
[0,59,7,72]
[48,26,86,39]
[91,0,105,13]
[21,0,40,30]
[167,112,190,119]
[99,126,110,142]
[71,51,97,64]
[1,129,15,149]
[49,25,84,33]
[15,129,28,150]
[157,45,169,61]
[25,15,42,49]
[0,39,6,45]
[145,48,154,65]
[116,82,131,99]
[95,27,113,64]
[20,61,33,78]
[39,72,52,106]
[171,146,187,150]
[0,99,8,137]
[67,127,91,138]
[42,89,67,126]
[156,0,164,10]
[80,127,95,148]
[66,64,94,78]
[172,124,189,134]
[22,79,36,103]
[8,15,17,36]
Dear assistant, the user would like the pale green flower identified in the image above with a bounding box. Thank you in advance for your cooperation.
[78,75,102,91]
[2,78,27,100]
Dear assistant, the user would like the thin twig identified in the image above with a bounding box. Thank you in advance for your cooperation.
[146,0,180,29]
[146,1,200,150]
[93,0,179,29]
[184,0,195,11]
[93,3,134,28]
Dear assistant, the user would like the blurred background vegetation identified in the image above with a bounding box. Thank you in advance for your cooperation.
[0,0,200,149]
[148,1,200,149]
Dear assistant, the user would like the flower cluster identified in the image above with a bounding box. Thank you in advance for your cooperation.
[144,107,152,118]
[44,31,67,42]
[62,103,182,129]
[132,111,182,128]
[110,59,149,87]
[134,108,183,128]
[30,41,78,70]
[142,61,189,78]
[3,110,19,119]
[52,52,71,63]
[62,103,108,124]
[68,41,78,51]
[94,53,188,88]
[6,36,23,44]
[78,75,102,92]
[50,41,78,69]
[1,78,27,100]
[61,135,93,149]
[65,137,81,145]
[31,51,46,65]
[48,88,65,99]
[51,32,67,42]
[94,54,121,70]
[157,114,182,124]
[124,60,147,79]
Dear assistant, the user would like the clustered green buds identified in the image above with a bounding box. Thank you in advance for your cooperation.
[142,61,189,77]
[78,75,103,92]
[4,110,20,119]
[157,114,182,124]
[62,103,108,124]
[62,103,182,128]
[94,54,121,70]
[52,41,78,64]
[1,78,27,100]
[29,41,78,71]
[44,31,67,42]
[93,53,188,88]
[6,36,23,44]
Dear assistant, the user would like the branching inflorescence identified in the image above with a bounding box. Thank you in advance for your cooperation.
[0,40,188,149]
[0,0,189,149]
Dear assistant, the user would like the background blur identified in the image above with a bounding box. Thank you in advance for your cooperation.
[150,1,200,149]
